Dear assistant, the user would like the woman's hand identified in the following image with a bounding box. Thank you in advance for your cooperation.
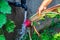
[37,0,52,15]
[38,5,47,14]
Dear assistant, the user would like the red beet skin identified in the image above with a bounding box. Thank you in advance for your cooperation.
[24,19,31,28]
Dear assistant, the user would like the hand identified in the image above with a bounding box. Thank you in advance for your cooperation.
[38,6,47,14]
[37,6,47,16]
[37,0,52,16]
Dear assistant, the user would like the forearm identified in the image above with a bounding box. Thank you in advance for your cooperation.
[40,0,52,7]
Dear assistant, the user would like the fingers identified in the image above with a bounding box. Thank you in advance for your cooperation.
[39,7,47,12]
[39,6,43,14]
[37,6,47,16]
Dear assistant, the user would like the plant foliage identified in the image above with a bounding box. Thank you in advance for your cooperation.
[22,8,60,40]
[0,0,16,40]
[5,19,16,33]
[0,0,11,14]
[0,35,6,40]
[0,13,6,28]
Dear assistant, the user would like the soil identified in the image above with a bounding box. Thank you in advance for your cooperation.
[5,4,24,40]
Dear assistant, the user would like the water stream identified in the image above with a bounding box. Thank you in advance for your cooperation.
[19,11,27,40]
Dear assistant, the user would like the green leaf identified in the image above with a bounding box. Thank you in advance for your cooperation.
[0,29,6,40]
[50,19,55,27]
[57,8,60,13]
[22,31,41,40]
[32,21,37,26]
[46,12,57,18]
[52,33,60,40]
[40,29,54,40]
[56,14,60,19]
[0,0,11,14]
[32,32,41,40]
[0,35,6,40]
[5,19,16,33]
[55,22,60,28]
[0,13,6,28]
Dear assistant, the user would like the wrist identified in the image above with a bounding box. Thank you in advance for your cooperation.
[41,0,52,7]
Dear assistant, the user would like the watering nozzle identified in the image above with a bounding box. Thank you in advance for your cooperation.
[8,0,27,10]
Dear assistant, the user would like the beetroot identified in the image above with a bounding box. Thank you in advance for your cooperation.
[24,19,31,28]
